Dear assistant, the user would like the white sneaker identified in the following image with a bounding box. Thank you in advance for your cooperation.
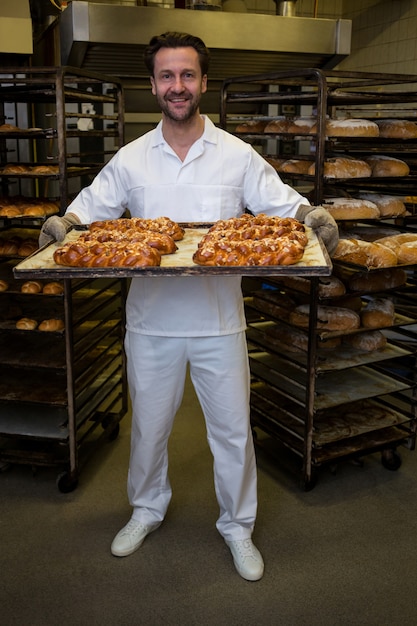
[111,518,161,557]
[226,538,264,581]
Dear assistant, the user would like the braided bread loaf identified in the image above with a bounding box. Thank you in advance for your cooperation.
[53,240,162,268]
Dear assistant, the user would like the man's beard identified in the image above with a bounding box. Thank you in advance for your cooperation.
[157,92,201,123]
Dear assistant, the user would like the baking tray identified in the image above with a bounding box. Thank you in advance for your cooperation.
[13,223,332,279]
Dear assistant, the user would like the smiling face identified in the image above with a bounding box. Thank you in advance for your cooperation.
[150,46,208,124]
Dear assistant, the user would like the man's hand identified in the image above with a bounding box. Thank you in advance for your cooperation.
[39,213,81,248]
[295,204,339,256]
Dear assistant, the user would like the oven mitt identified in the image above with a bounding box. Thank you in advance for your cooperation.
[295,204,339,256]
[39,213,81,248]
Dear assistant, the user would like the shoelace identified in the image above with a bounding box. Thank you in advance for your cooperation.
[120,520,146,537]
[234,539,257,558]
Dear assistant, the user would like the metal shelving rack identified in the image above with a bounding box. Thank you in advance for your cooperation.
[0,67,127,491]
[221,69,417,489]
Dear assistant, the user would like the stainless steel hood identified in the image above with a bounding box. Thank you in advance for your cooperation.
[59,1,352,81]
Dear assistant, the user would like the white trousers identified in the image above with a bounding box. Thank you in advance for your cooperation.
[124,331,257,541]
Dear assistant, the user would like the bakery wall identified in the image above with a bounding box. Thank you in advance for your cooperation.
[244,0,417,76]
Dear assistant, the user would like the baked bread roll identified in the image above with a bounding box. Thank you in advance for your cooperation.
[357,193,406,218]
[323,118,379,137]
[0,239,20,255]
[235,120,267,133]
[16,317,37,330]
[0,123,19,131]
[308,157,372,179]
[31,165,59,174]
[43,282,64,295]
[348,267,407,292]
[0,205,21,217]
[264,119,291,133]
[373,232,417,255]
[376,119,417,139]
[277,274,346,298]
[18,240,38,257]
[332,238,397,268]
[397,241,417,265]
[2,164,28,174]
[322,197,380,220]
[289,304,361,331]
[343,330,387,352]
[21,280,43,294]
[0,279,9,292]
[287,118,317,134]
[365,155,410,177]
[278,160,312,175]
[38,318,65,332]
[361,297,395,328]
[23,205,46,217]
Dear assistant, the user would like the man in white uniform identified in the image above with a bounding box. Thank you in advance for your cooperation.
[40,32,338,581]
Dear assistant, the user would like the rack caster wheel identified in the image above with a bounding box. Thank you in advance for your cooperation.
[56,471,78,493]
[381,449,402,471]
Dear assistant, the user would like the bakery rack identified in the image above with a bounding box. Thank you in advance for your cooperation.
[0,68,127,491]
[221,69,417,489]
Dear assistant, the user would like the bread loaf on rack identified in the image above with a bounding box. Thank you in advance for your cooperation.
[38,318,65,332]
[376,119,417,139]
[332,238,398,268]
[322,197,380,220]
[365,155,410,177]
[347,267,408,292]
[289,304,361,331]
[343,330,387,352]
[360,297,395,328]
[308,157,372,179]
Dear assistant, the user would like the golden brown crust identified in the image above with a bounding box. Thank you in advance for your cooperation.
[54,240,162,268]
[90,217,184,241]
[43,282,64,295]
[324,118,379,137]
[322,197,380,220]
[16,317,38,330]
[308,157,372,179]
[193,214,308,267]
[376,119,417,139]
[235,120,267,133]
[332,238,398,268]
[0,279,9,292]
[21,280,43,294]
[38,318,65,332]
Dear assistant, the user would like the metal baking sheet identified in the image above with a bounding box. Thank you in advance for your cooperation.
[13,223,332,279]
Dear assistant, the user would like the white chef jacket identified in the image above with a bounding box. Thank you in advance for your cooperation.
[67,115,309,337]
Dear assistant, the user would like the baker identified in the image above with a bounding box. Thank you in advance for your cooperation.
[39,31,338,581]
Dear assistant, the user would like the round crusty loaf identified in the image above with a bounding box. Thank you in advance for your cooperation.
[322,197,380,220]
[360,297,395,328]
[38,318,65,332]
[43,281,64,295]
[376,119,417,139]
[324,118,379,137]
[348,267,408,292]
[357,193,406,217]
[235,120,267,133]
[278,159,312,175]
[365,155,410,177]
[16,317,37,330]
[289,304,361,331]
[396,241,417,265]
[308,157,372,179]
[374,232,417,254]
[332,238,398,268]
[21,280,43,294]
[0,279,9,292]
[278,274,346,298]
[343,330,387,352]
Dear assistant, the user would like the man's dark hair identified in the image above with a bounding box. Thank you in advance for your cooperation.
[144,32,210,77]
